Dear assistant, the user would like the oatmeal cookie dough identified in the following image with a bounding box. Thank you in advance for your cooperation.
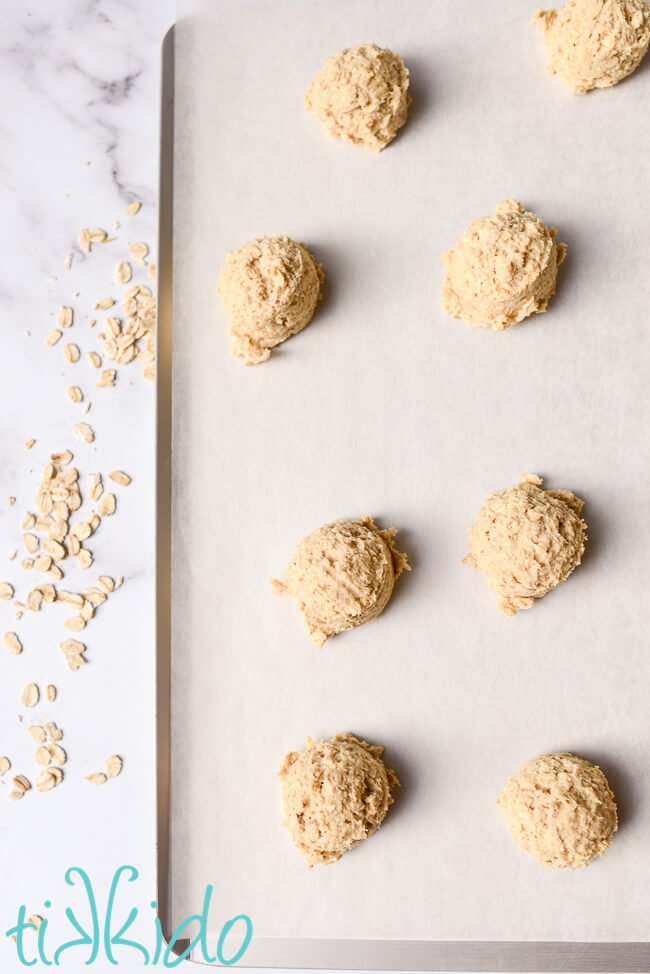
[279,733,399,866]
[499,752,618,868]
[217,234,324,365]
[464,474,586,616]
[441,200,566,331]
[533,0,650,93]
[271,515,410,647]
[304,43,411,152]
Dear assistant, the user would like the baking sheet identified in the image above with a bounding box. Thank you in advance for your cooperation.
[169,0,650,951]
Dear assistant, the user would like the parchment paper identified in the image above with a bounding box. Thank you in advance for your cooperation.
[171,0,650,945]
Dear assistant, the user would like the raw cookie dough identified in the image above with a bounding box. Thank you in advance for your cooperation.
[279,733,399,866]
[271,515,410,647]
[498,752,618,868]
[441,200,566,331]
[304,43,410,152]
[533,0,650,93]
[217,234,324,365]
[464,474,586,616]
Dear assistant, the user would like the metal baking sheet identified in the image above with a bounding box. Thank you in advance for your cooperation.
[156,0,650,968]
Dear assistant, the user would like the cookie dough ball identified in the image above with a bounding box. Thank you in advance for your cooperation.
[464,474,586,616]
[218,234,323,365]
[279,734,399,866]
[304,43,410,152]
[441,200,566,331]
[499,752,618,868]
[272,515,410,647]
[533,0,650,93]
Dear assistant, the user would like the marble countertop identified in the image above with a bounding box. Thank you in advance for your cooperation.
[0,2,172,970]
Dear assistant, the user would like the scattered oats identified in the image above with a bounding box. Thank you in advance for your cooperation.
[114,576,124,589]
[88,318,96,328]
[43,539,65,561]
[77,549,93,570]
[0,582,15,599]
[65,652,87,672]
[3,632,23,655]
[83,588,106,608]
[28,726,46,744]
[33,555,52,573]
[50,519,67,543]
[14,774,31,792]
[47,743,66,766]
[57,590,84,607]
[66,535,80,558]
[67,490,81,512]
[67,385,83,403]
[47,275,57,283]
[7,496,16,506]
[88,353,102,373]
[24,439,35,450]
[36,584,56,604]
[60,639,85,656]
[35,492,52,515]
[45,566,64,582]
[21,558,34,570]
[23,534,39,554]
[85,772,107,786]
[97,575,114,594]
[97,493,116,517]
[147,263,157,282]
[88,228,107,244]
[26,589,43,612]
[78,229,91,253]
[46,329,62,347]
[143,364,155,384]
[57,306,73,329]
[48,767,63,784]
[64,615,85,632]
[21,513,36,530]
[126,201,141,215]
[45,722,62,741]
[113,220,120,229]
[74,423,95,444]
[0,756,10,775]
[34,746,51,767]
[82,402,91,414]
[64,253,72,271]
[113,261,132,285]
[64,343,80,364]
[70,521,92,541]
[128,241,148,265]
[103,339,117,360]
[105,755,122,778]
[35,770,57,792]
[80,600,95,622]
[89,514,100,532]
[51,450,73,466]
[8,550,17,561]
[21,684,39,708]
[46,685,56,703]
[97,369,116,388]
[109,470,131,487]
[104,316,121,338]
[27,916,43,932]
[94,297,115,311]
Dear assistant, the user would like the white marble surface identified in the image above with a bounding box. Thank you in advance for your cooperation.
[0,2,171,970]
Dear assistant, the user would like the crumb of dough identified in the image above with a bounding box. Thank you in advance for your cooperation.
[464,474,586,616]
[218,234,324,365]
[442,200,566,331]
[271,515,410,647]
[279,733,399,866]
[498,752,618,868]
[305,43,410,152]
[533,0,650,93]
